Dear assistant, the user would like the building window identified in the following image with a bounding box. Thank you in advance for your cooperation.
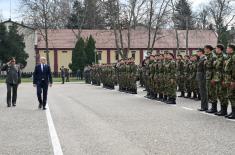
[115,51,119,61]
[44,51,49,53]
[62,51,67,53]
[97,51,102,60]
[131,51,136,59]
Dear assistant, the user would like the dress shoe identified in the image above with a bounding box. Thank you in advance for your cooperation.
[38,103,42,109]
[12,103,16,107]
[7,104,11,107]
[43,107,47,110]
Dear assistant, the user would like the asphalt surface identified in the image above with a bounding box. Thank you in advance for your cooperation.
[0,83,235,155]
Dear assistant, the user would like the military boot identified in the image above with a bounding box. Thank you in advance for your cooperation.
[185,92,191,98]
[178,91,185,97]
[158,94,163,101]
[215,105,227,116]
[166,98,176,104]
[162,95,168,103]
[227,107,235,119]
[206,102,218,113]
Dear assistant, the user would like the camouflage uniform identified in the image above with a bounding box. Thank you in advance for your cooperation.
[189,58,199,99]
[224,51,235,119]
[165,56,177,104]
[177,59,185,97]
[209,53,227,114]
[184,59,192,98]
[205,52,217,105]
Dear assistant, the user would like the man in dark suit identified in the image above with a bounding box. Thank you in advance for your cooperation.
[1,58,21,107]
[196,49,208,111]
[33,57,53,110]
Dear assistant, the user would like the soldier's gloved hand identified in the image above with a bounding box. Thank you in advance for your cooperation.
[230,82,235,90]
[170,79,174,84]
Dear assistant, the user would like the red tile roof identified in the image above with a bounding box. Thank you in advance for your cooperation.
[36,29,217,49]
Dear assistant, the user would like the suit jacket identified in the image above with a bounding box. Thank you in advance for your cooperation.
[196,55,207,82]
[1,64,21,85]
[33,64,53,85]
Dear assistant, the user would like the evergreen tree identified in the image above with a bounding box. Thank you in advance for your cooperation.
[0,23,8,64]
[67,0,85,29]
[173,0,194,30]
[69,38,87,72]
[0,23,28,67]
[85,35,96,65]
[7,24,28,67]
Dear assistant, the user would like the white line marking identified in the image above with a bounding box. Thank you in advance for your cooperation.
[200,112,216,117]
[182,107,194,111]
[227,119,235,122]
[46,105,63,155]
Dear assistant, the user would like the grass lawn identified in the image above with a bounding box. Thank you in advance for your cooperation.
[0,77,84,83]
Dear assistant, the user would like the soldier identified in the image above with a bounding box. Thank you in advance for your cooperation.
[162,52,170,102]
[144,56,152,98]
[224,44,235,119]
[189,54,199,100]
[165,53,177,104]
[176,55,185,97]
[158,54,165,101]
[1,58,21,107]
[204,45,217,113]
[184,55,191,98]
[149,55,156,99]
[154,54,160,99]
[209,45,226,114]
[129,57,137,94]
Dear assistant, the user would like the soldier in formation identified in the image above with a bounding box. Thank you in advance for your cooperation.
[88,44,235,119]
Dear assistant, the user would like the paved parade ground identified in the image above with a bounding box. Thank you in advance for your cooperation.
[0,83,235,155]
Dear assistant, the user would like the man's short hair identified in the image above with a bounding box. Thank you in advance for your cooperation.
[228,44,235,51]
[216,44,225,51]
[204,45,214,51]
[197,48,205,54]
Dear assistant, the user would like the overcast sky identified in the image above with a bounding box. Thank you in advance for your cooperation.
[0,0,209,21]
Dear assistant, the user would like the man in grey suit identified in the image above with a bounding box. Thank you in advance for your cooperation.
[196,49,208,111]
[1,58,21,107]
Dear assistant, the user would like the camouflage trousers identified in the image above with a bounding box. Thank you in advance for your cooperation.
[177,77,185,92]
[228,87,235,107]
[215,82,227,106]
[207,80,217,103]
[184,77,191,93]
[166,78,177,98]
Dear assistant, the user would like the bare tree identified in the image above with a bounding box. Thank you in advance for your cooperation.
[170,0,180,52]
[196,6,210,30]
[20,0,65,65]
[208,0,235,43]
[146,0,171,54]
